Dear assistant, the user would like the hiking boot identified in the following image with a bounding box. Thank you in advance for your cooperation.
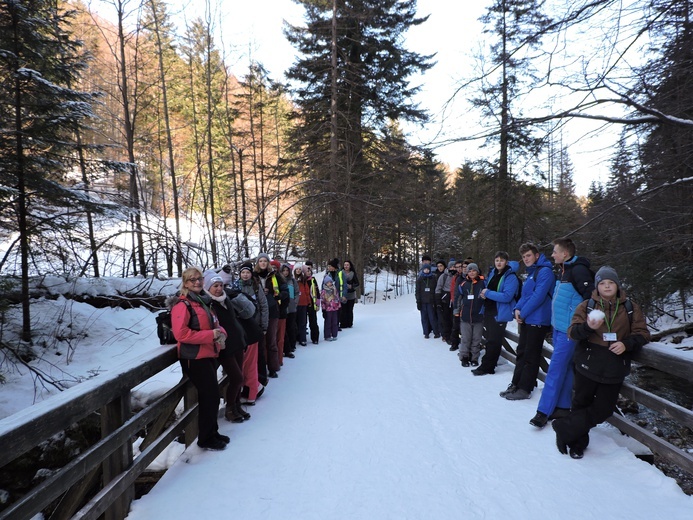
[569,447,584,459]
[256,383,265,399]
[198,437,227,451]
[433,334,440,339]
[215,433,230,444]
[529,411,549,428]
[269,370,278,378]
[225,406,245,423]
[471,368,491,376]
[299,341,307,346]
[424,334,430,339]
[499,384,517,398]
[505,389,531,400]
[552,421,568,455]
[460,357,470,367]
[470,360,479,367]
[285,352,295,358]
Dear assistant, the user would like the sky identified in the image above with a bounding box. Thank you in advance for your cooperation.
[1,273,692,519]
[161,0,618,196]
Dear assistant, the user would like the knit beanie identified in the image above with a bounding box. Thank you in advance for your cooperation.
[448,260,456,269]
[466,263,479,273]
[270,259,282,270]
[302,264,312,275]
[323,274,334,285]
[257,252,270,262]
[328,258,339,269]
[436,259,446,268]
[239,261,253,274]
[203,269,224,291]
[595,266,620,288]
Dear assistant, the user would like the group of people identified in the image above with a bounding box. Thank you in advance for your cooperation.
[169,256,359,451]
[416,239,650,459]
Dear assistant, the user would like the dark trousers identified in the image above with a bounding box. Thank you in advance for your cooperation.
[307,305,320,343]
[218,348,244,410]
[439,302,453,340]
[511,323,551,393]
[285,312,297,352]
[553,371,623,450]
[420,303,439,336]
[450,315,461,348]
[340,299,356,327]
[479,315,507,373]
[324,310,339,339]
[257,333,268,386]
[179,358,220,445]
[265,318,280,372]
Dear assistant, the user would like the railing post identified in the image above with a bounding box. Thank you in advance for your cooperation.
[100,392,133,520]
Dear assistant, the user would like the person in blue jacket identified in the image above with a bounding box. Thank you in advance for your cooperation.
[474,252,520,376]
[530,238,594,427]
[500,243,554,400]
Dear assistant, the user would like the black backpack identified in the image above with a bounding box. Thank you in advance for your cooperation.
[156,300,192,345]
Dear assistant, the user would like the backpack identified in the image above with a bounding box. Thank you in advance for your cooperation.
[156,299,192,345]
[513,273,523,302]
[586,298,634,327]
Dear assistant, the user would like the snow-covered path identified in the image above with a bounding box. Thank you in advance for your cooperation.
[127,294,692,520]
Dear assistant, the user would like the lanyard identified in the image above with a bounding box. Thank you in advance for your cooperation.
[601,298,619,332]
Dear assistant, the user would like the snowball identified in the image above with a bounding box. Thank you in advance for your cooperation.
[588,309,605,321]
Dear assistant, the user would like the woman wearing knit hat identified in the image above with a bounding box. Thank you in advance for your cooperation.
[254,254,289,378]
[296,263,321,345]
[204,270,255,423]
[320,275,341,341]
[234,261,268,405]
[171,267,227,450]
[552,265,650,459]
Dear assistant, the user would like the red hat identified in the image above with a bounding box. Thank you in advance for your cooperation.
[270,259,281,270]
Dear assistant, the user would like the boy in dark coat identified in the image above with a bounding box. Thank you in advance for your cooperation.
[416,264,440,339]
[552,266,649,459]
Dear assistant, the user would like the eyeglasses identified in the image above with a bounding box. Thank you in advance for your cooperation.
[187,277,202,283]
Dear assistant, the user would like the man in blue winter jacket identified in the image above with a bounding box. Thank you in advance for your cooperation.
[500,243,554,400]
[529,238,594,427]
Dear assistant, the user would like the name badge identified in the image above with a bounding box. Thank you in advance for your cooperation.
[467,294,475,300]
[424,288,431,292]
[603,332,617,342]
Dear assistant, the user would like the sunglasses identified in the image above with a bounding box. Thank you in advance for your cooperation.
[187,277,202,283]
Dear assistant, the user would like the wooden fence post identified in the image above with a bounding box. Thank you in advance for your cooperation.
[100,393,133,520]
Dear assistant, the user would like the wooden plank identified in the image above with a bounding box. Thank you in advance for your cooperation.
[101,395,132,520]
[0,378,190,520]
[48,466,101,520]
[72,407,197,520]
[138,381,187,452]
[632,344,693,382]
[619,382,693,431]
[607,414,693,474]
[0,347,178,469]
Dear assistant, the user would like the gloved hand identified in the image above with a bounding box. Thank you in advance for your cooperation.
[416,302,421,311]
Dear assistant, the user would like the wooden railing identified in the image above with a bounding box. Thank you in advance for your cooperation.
[1,335,691,520]
[501,331,693,474]
[0,346,191,520]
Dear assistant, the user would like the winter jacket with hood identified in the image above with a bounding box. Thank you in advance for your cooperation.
[551,256,594,333]
[453,274,486,322]
[435,268,456,307]
[282,263,300,314]
[416,268,438,306]
[255,267,289,319]
[514,254,554,327]
[170,292,224,360]
[209,288,253,355]
[234,277,269,332]
[481,261,520,323]
[568,288,649,384]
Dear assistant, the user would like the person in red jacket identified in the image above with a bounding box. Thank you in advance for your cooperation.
[171,267,227,451]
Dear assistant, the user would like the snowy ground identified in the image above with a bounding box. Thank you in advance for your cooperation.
[126,294,692,520]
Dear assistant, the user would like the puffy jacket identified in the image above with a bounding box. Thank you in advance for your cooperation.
[551,256,594,333]
[171,293,222,360]
[282,264,300,313]
[320,288,341,311]
[416,269,438,305]
[328,268,348,300]
[235,278,269,332]
[569,288,649,384]
[256,269,289,319]
[209,293,248,355]
[514,254,554,326]
[481,261,520,323]
[453,275,486,323]
[344,270,360,301]
[435,269,456,307]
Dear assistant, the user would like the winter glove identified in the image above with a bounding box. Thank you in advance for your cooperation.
[416,302,421,311]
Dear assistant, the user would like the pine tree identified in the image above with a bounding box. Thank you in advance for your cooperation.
[285,0,434,267]
[0,0,100,341]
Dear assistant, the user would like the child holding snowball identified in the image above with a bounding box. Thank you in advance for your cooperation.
[551,266,650,459]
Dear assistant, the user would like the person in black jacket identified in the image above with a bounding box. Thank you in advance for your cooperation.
[552,266,650,459]
[416,264,440,339]
[340,259,360,328]
[205,271,255,423]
